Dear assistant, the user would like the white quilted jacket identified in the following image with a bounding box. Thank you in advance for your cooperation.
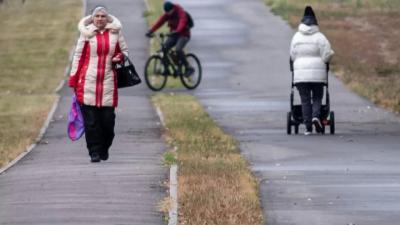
[69,15,128,107]
[290,24,334,84]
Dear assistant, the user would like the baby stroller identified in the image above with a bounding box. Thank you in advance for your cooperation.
[286,60,335,135]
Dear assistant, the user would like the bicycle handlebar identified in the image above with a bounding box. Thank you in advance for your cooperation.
[148,33,176,51]
[148,32,174,39]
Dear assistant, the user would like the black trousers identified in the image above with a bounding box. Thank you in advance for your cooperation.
[295,82,324,130]
[164,35,190,66]
[81,105,115,156]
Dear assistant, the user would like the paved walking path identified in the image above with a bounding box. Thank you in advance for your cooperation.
[178,0,400,224]
[0,1,166,224]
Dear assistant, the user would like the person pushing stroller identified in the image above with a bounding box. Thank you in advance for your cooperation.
[290,6,334,135]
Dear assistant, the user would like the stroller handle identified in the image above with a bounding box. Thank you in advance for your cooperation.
[290,59,329,72]
[289,59,331,87]
[289,59,294,72]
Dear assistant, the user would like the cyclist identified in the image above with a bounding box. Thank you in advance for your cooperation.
[145,1,194,76]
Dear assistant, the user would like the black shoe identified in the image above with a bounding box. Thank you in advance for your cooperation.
[312,117,323,133]
[184,67,195,77]
[304,126,312,136]
[100,151,109,161]
[304,130,312,136]
[90,152,101,163]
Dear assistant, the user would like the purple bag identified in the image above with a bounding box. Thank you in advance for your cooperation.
[67,94,84,141]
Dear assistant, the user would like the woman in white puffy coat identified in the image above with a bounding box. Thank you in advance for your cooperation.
[69,6,128,162]
[290,6,334,135]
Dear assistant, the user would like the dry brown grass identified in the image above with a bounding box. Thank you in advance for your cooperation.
[153,94,263,225]
[0,96,55,167]
[266,0,400,112]
[0,0,81,168]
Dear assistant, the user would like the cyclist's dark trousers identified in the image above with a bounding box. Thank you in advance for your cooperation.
[165,35,190,66]
[295,82,324,129]
[81,105,115,157]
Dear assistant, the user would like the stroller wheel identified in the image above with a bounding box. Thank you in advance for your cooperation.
[286,112,292,135]
[330,111,335,134]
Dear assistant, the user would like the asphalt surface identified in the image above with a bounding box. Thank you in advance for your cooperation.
[176,0,400,224]
[2,0,400,225]
[0,0,167,224]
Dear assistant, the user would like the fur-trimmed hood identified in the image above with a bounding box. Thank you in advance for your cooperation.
[78,15,122,38]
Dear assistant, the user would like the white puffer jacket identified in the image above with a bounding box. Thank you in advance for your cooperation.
[69,15,128,107]
[290,24,334,84]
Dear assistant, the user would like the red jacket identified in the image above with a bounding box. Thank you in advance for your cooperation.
[69,16,128,108]
[150,4,191,37]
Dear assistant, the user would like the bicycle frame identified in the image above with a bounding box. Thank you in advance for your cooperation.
[145,32,202,91]
[153,33,182,77]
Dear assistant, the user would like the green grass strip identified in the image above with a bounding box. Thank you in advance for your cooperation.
[153,93,264,225]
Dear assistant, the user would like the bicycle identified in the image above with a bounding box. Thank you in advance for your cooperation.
[144,33,202,91]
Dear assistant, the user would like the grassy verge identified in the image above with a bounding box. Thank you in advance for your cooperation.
[0,0,81,168]
[144,0,184,89]
[153,93,263,225]
[265,0,400,112]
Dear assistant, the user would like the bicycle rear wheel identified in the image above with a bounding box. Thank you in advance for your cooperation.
[144,55,167,91]
[180,53,202,90]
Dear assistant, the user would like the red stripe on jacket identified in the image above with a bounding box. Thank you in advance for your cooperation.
[71,41,90,105]
[76,42,90,104]
[112,69,118,107]
[95,31,110,107]
[102,31,110,107]
[68,41,89,88]
[112,42,122,107]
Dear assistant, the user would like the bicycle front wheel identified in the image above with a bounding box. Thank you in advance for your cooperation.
[144,55,167,91]
[180,53,202,90]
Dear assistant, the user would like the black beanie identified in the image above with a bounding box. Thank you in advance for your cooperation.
[301,6,318,26]
[164,1,174,12]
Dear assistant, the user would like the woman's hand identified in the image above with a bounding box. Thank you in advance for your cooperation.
[112,56,122,63]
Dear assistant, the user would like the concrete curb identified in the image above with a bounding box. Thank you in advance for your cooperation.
[143,0,155,51]
[168,164,178,225]
[146,0,178,222]
[155,106,166,127]
[143,0,151,12]
[82,0,87,15]
[155,106,178,225]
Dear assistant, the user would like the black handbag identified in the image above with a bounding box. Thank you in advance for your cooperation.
[115,55,141,88]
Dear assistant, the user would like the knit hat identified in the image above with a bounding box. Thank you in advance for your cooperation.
[301,6,318,26]
[91,5,108,18]
[163,1,174,12]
